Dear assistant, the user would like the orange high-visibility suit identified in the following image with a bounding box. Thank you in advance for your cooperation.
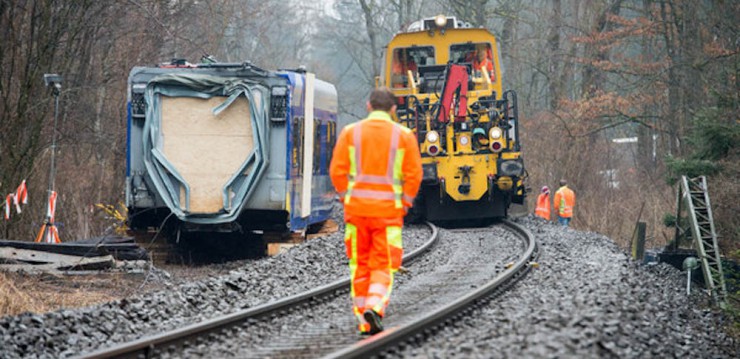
[330,110,422,333]
[534,192,551,220]
[553,185,575,219]
[392,59,418,80]
[473,57,493,74]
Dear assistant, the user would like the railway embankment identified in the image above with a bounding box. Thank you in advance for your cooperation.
[0,214,737,358]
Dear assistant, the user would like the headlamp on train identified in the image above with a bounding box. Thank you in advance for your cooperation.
[425,130,441,156]
[489,127,504,152]
[434,15,448,28]
[427,143,441,156]
[426,130,439,143]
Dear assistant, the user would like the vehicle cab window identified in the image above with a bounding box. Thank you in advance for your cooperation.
[390,46,434,89]
[450,43,494,82]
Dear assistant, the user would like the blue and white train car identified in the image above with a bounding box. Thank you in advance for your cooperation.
[125,61,337,234]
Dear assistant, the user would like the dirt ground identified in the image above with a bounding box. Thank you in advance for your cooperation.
[0,220,344,318]
[0,262,250,318]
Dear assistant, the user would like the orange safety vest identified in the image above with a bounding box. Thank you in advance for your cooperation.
[392,60,417,75]
[330,111,422,218]
[553,186,575,218]
[473,57,493,74]
[534,193,550,220]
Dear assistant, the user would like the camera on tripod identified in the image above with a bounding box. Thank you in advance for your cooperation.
[43,74,63,92]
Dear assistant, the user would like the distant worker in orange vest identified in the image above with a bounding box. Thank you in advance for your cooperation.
[329,87,423,335]
[472,44,493,76]
[391,48,418,88]
[534,186,551,221]
[553,179,576,227]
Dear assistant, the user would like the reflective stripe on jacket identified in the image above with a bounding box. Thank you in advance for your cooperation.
[534,193,550,220]
[553,186,575,218]
[330,111,422,218]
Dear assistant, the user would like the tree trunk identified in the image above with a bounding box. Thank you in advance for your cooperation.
[359,0,380,78]
[581,0,624,98]
[547,0,562,110]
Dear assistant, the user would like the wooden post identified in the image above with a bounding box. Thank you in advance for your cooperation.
[631,221,646,261]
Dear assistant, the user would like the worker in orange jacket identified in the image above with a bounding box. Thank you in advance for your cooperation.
[534,186,551,221]
[329,87,422,335]
[553,179,576,227]
[472,45,493,75]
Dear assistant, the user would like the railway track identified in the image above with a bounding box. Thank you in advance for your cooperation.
[78,219,537,358]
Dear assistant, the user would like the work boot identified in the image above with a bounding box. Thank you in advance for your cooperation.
[363,309,384,334]
[358,322,371,336]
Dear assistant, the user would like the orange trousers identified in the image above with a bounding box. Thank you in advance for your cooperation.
[344,214,403,327]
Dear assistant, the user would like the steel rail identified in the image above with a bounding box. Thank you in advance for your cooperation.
[323,219,538,359]
[77,222,438,359]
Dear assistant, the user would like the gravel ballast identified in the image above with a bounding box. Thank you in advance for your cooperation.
[394,216,738,358]
[0,213,737,358]
[0,212,430,358]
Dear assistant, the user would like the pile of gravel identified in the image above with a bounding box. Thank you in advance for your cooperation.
[397,216,738,358]
[0,206,429,359]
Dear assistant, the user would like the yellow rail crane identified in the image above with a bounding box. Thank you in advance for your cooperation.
[378,15,526,221]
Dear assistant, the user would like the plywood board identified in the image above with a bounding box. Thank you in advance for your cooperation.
[161,96,254,213]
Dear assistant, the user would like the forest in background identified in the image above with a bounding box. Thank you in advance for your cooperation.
[0,0,737,257]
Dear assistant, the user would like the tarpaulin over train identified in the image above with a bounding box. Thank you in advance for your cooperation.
[141,73,269,224]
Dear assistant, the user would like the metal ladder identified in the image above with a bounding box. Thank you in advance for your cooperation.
[676,175,727,304]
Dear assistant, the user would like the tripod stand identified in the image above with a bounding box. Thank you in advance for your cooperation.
[35,74,62,243]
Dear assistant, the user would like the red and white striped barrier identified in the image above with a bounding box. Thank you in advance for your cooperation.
[14,180,27,213]
[4,194,11,220]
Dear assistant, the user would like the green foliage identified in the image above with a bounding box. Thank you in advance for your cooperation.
[720,257,740,334]
[663,213,677,227]
[665,156,721,185]
[665,106,738,185]
[687,107,740,161]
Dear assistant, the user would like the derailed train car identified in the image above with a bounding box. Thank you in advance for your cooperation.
[125,60,337,234]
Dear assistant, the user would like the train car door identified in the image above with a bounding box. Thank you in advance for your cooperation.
[300,73,315,219]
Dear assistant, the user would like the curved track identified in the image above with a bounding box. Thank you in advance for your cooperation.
[77,223,439,359]
[79,219,537,358]
[325,219,537,358]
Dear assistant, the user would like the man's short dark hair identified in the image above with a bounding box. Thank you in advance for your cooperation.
[560,179,567,186]
[369,87,396,112]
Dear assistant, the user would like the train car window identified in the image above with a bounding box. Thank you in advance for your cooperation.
[313,119,322,174]
[391,46,434,89]
[291,116,304,177]
[450,43,494,79]
[417,65,447,94]
[327,121,336,165]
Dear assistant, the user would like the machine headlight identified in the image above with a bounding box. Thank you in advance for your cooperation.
[426,131,439,143]
[434,15,448,27]
[428,144,441,156]
[459,135,469,146]
[489,127,502,140]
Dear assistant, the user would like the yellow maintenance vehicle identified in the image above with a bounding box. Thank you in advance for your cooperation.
[378,15,526,221]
